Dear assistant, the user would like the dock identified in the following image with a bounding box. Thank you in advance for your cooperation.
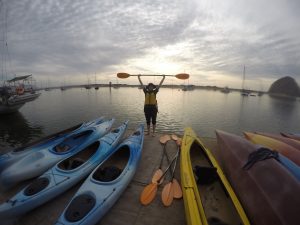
[0,133,218,225]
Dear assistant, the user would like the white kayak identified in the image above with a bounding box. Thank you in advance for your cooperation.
[0,118,115,189]
[0,117,105,173]
[0,121,128,220]
[55,124,144,225]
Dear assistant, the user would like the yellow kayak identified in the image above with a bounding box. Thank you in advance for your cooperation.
[180,127,250,225]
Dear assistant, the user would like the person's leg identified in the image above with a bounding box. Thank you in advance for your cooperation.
[152,109,157,137]
[144,109,151,135]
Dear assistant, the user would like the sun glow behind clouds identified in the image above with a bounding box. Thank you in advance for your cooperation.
[125,42,194,75]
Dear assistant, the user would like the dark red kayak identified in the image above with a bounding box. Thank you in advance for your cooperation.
[281,133,300,141]
[216,130,300,225]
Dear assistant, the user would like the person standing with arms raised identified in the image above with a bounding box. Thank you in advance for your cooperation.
[138,75,165,136]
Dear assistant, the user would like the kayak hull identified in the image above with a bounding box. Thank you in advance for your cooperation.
[0,121,128,219]
[256,132,300,150]
[216,130,300,225]
[180,128,250,225]
[0,118,114,188]
[244,132,300,165]
[55,124,144,225]
[0,121,89,172]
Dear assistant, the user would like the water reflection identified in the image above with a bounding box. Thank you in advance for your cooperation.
[0,88,299,149]
[0,112,43,150]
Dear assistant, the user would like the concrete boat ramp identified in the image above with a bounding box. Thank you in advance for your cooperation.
[0,133,218,225]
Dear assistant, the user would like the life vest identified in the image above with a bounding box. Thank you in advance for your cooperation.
[16,86,25,95]
[144,91,157,105]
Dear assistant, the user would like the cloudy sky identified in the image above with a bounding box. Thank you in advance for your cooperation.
[0,0,299,89]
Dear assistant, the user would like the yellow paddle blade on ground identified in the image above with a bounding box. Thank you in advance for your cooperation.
[140,183,158,205]
[161,182,175,206]
[176,138,182,146]
[152,169,164,184]
[172,179,183,199]
[159,135,171,144]
[171,134,179,141]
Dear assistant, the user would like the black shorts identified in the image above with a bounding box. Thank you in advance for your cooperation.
[144,105,158,125]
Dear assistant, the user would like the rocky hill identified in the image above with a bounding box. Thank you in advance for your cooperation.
[269,76,300,97]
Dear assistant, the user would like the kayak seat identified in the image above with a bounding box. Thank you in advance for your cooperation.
[24,177,50,196]
[93,166,122,182]
[133,131,141,136]
[69,158,85,169]
[112,129,120,133]
[60,158,85,170]
[208,217,229,225]
[55,144,70,153]
[65,194,96,222]
[194,166,218,185]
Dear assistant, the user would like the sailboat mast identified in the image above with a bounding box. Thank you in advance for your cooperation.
[242,65,246,90]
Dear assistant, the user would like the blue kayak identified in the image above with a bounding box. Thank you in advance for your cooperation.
[278,154,300,181]
[0,121,128,219]
[0,117,104,173]
[0,118,114,188]
[55,124,144,225]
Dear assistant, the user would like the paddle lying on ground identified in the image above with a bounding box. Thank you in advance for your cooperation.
[117,73,189,80]
[152,135,171,184]
[161,139,183,206]
[140,150,179,206]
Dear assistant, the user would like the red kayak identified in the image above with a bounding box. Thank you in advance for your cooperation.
[216,130,300,225]
[281,133,300,141]
[255,132,300,151]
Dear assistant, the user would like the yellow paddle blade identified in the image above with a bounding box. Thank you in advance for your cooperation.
[176,138,182,146]
[161,182,174,206]
[140,183,158,205]
[117,72,130,79]
[152,169,164,184]
[175,73,189,80]
[172,179,183,199]
[159,135,171,144]
[171,134,179,141]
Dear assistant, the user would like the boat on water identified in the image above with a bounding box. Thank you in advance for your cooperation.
[220,86,230,93]
[0,75,41,114]
[180,128,250,225]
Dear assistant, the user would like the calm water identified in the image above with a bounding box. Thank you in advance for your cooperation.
[1,87,300,150]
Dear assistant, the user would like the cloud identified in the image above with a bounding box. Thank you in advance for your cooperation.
[0,0,299,87]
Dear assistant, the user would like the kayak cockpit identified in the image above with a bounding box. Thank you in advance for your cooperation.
[24,177,50,196]
[58,141,100,171]
[12,123,82,153]
[190,140,244,225]
[92,145,130,182]
[53,130,93,154]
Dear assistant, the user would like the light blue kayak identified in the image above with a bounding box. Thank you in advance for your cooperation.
[278,154,300,181]
[0,117,105,173]
[0,118,114,188]
[56,124,144,225]
[0,121,128,220]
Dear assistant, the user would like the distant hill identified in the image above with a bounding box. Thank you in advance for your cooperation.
[269,76,300,97]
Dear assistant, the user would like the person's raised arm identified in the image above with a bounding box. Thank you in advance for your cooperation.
[157,75,166,89]
[138,75,144,87]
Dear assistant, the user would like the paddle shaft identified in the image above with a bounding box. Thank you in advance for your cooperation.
[170,146,180,180]
[157,148,180,183]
